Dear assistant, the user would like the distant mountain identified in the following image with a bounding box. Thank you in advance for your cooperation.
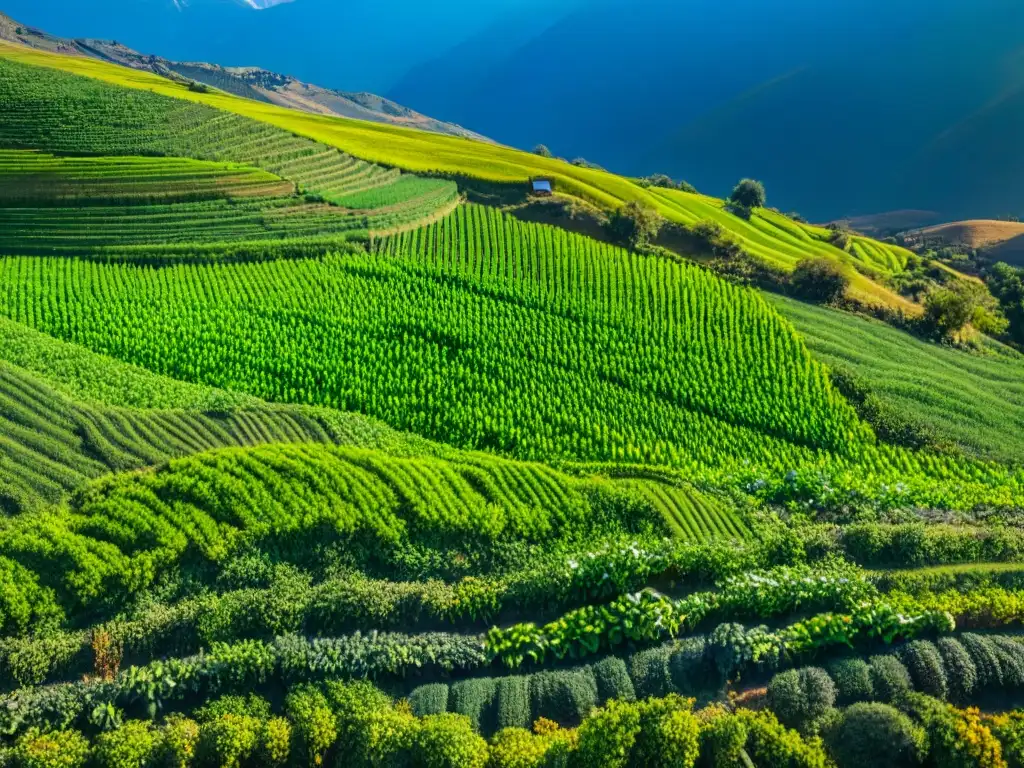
[388,0,1024,223]
[0,0,574,95]
[0,12,489,141]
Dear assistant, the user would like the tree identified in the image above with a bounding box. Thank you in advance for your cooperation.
[532,144,553,158]
[790,258,850,304]
[923,284,977,340]
[729,179,767,209]
[986,262,1024,345]
[645,173,677,189]
[608,202,664,250]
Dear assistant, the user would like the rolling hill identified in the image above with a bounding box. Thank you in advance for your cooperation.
[2,25,1024,768]
[0,12,488,140]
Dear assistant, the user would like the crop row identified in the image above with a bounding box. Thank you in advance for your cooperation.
[0,58,456,214]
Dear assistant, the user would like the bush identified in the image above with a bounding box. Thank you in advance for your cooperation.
[697,710,748,768]
[256,718,290,768]
[903,694,1004,768]
[669,638,716,693]
[633,696,700,768]
[528,670,598,728]
[12,729,90,768]
[827,658,874,705]
[197,715,260,768]
[495,676,531,730]
[988,711,1024,768]
[414,714,489,768]
[592,657,636,703]
[94,721,158,768]
[487,728,553,768]
[195,694,272,723]
[728,179,767,209]
[155,715,199,768]
[868,655,913,702]
[767,668,837,730]
[324,680,412,767]
[607,202,664,249]
[285,685,337,766]
[900,641,948,700]
[737,709,831,768]
[960,634,1004,689]
[937,638,978,705]
[992,637,1024,688]
[825,703,926,768]
[630,646,675,700]
[790,258,850,304]
[532,145,553,158]
[574,698,641,768]
[451,678,498,733]
[923,284,979,340]
[409,684,450,718]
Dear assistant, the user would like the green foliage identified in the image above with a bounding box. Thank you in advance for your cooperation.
[936,638,978,705]
[824,703,926,768]
[528,670,598,728]
[790,258,850,304]
[495,677,531,731]
[900,641,948,700]
[450,678,498,733]
[728,179,767,210]
[591,657,636,704]
[408,684,449,718]
[737,708,831,768]
[93,721,157,768]
[697,709,748,768]
[11,729,90,768]
[607,201,664,249]
[868,655,913,703]
[195,695,272,724]
[988,711,1024,768]
[284,685,337,766]
[632,696,700,768]
[154,716,199,768]
[767,668,837,730]
[255,717,290,768]
[826,658,873,706]
[629,646,676,700]
[413,714,489,768]
[196,714,260,768]
[901,694,1005,768]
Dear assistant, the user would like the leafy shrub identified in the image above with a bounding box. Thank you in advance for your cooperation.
[495,676,531,730]
[737,709,831,768]
[960,634,1004,689]
[322,680,411,767]
[825,702,926,768]
[256,717,291,768]
[903,694,1004,768]
[728,179,767,209]
[697,708,748,768]
[630,646,675,700]
[12,728,90,768]
[450,678,498,733]
[827,658,874,705]
[592,657,636,703]
[937,638,978,705]
[528,670,598,728]
[790,258,850,304]
[488,728,553,768]
[413,714,488,768]
[574,698,642,768]
[900,641,948,700]
[607,202,664,249]
[196,715,260,768]
[285,685,337,766]
[94,721,158,768]
[155,715,199,768]
[669,638,716,693]
[988,711,1024,768]
[409,684,450,718]
[195,694,272,723]
[767,668,837,730]
[991,637,1024,689]
[869,655,913,702]
[632,696,700,768]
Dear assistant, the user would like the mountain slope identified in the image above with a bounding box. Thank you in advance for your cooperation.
[387,0,1024,222]
[0,12,488,140]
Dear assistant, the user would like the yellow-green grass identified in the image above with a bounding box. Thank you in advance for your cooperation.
[769,293,1024,463]
[0,40,924,312]
[0,149,293,202]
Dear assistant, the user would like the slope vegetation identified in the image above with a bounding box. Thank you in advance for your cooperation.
[770,293,1024,463]
[0,42,919,312]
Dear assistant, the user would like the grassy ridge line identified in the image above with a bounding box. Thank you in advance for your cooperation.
[0,42,920,311]
[768,293,1024,463]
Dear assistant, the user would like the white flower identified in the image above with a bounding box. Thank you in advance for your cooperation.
[568,559,579,570]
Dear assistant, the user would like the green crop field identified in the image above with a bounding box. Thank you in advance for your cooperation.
[770,293,1024,463]
[2,36,1024,768]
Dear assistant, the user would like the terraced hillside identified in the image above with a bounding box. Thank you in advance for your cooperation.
[0,41,928,313]
[771,293,1024,463]
[4,33,1024,768]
